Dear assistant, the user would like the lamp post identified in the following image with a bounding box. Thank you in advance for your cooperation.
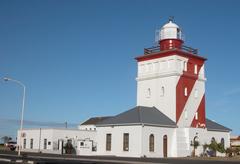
[3,77,26,156]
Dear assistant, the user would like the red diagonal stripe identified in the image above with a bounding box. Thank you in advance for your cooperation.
[191,95,206,128]
[176,57,204,123]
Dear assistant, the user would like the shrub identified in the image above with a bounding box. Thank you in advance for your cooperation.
[203,141,226,157]
[63,141,75,154]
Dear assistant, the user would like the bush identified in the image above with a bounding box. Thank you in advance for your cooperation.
[63,141,75,154]
[217,142,225,153]
[203,141,226,157]
[226,148,233,157]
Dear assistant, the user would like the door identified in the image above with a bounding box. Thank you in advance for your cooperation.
[163,135,167,157]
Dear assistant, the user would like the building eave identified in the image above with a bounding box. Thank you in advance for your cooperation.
[96,122,177,128]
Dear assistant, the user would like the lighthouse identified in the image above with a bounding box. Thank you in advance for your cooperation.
[18,19,231,158]
[136,19,207,128]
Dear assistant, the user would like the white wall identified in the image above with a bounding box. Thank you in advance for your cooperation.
[231,137,240,146]
[17,129,53,152]
[141,126,176,157]
[17,128,96,154]
[136,55,187,122]
[78,125,97,131]
[96,125,177,158]
[96,125,142,157]
[77,139,96,156]
[187,128,230,156]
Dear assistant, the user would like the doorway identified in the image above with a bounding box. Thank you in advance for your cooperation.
[163,135,167,157]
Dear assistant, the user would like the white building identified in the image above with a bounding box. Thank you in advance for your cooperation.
[17,128,96,155]
[230,136,240,148]
[18,19,231,157]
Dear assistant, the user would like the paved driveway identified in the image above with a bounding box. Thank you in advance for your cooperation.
[0,150,240,164]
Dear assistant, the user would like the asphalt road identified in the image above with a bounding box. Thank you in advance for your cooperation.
[0,150,240,164]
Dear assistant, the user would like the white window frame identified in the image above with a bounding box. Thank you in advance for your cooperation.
[194,64,198,74]
[195,112,198,120]
[184,87,188,96]
[184,61,187,71]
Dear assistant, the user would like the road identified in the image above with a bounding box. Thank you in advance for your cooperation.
[0,150,240,164]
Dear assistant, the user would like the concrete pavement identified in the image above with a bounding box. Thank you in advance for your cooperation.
[0,150,240,164]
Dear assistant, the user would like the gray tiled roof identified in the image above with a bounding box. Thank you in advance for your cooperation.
[206,118,231,132]
[96,106,177,128]
[81,116,113,125]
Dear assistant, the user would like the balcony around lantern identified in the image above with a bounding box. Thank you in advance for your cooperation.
[144,44,198,55]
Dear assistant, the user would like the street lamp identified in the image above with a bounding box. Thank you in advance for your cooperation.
[3,77,26,156]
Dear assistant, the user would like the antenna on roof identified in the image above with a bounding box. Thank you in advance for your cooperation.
[154,28,161,46]
[169,16,174,22]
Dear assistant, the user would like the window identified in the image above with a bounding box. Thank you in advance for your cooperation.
[30,139,33,149]
[184,61,187,71]
[221,138,225,148]
[163,135,168,157]
[57,140,60,150]
[106,134,112,151]
[211,137,216,143]
[177,28,181,39]
[146,88,151,98]
[149,134,154,152]
[123,133,129,151]
[23,139,26,149]
[195,112,198,120]
[184,87,188,96]
[160,86,165,97]
[44,139,47,149]
[48,141,51,145]
[80,142,84,146]
[194,64,198,74]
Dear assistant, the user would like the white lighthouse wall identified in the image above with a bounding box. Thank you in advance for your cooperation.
[136,55,188,121]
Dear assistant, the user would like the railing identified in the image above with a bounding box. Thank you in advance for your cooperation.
[144,45,198,55]
[144,46,161,54]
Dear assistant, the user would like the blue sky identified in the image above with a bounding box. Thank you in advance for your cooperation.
[0,0,240,138]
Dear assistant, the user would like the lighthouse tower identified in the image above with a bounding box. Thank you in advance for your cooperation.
[135,19,207,128]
